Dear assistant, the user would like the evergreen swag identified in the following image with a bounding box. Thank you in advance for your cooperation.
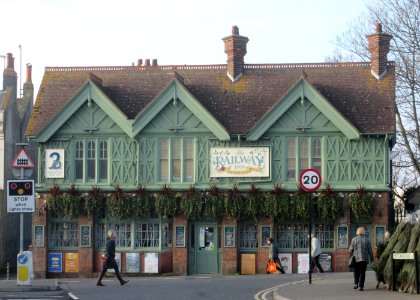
[181,185,203,220]
[132,185,151,219]
[62,184,82,219]
[203,184,224,219]
[291,186,309,220]
[225,183,243,219]
[349,186,374,220]
[265,183,289,219]
[107,185,131,219]
[155,184,177,217]
[46,184,61,213]
[315,184,341,222]
[244,183,262,221]
[84,186,103,217]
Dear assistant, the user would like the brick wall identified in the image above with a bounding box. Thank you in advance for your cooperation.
[172,215,188,275]
[221,216,238,275]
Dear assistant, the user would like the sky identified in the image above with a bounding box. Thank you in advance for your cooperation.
[1,0,374,99]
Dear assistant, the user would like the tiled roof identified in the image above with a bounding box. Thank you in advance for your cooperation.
[27,62,395,137]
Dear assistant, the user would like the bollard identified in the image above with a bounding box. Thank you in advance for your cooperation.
[6,262,9,280]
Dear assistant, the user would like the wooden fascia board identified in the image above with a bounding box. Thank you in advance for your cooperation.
[247,79,360,141]
[132,79,230,140]
[35,81,131,142]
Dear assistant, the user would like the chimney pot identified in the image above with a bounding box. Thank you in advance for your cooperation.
[144,59,151,66]
[137,59,143,66]
[26,63,32,83]
[6,53,14,69]
[152,59,158,66]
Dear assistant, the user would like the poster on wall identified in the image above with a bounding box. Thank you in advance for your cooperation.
[297,253,309,274]
[337,226,348,248]
[278,253,292,274]
[126,253,140,273]
[210,147,270,178]
[48,253,62,273]
[319,254,331,272]
[65,253,79,273]
[107,253,121,273]
[45,149,65,178]
[144,253,158,273]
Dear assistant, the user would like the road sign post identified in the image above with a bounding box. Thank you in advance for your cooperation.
[299,168,322,285]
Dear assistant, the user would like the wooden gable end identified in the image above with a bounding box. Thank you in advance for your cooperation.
[132,79,230,140]
[34,81,131,142]
[247,78,360,141]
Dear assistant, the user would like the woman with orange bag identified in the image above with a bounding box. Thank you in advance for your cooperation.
[266,237,285,274]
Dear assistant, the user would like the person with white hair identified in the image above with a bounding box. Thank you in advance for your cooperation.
[349,227,373,291]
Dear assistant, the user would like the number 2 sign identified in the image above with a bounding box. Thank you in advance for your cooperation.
[299,169,322,192]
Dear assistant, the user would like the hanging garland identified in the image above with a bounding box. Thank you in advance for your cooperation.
[155,184,177,217]
[292,186,309,220]
[132,185,151,219]
[349,186,374,220]
[244,183,261,221]
[315,184,341,222]
[180,185,203,220]
[203,183,225,219]
[61,184,82,219]
[225,182,243,219]
[107,184,131,219]
[84,186,103,217]
[46,184,62,213]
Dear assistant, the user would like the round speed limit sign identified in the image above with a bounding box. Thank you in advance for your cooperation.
[299,168,322,192]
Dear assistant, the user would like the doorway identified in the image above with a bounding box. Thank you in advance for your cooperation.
[189,222,219,274]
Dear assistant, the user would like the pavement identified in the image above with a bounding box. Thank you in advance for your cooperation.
[0,271,418,299]
[273,271,419,300]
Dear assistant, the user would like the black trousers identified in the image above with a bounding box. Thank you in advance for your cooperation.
[310,254,324,272]
[101,257,120,275]
[353,261,368,288]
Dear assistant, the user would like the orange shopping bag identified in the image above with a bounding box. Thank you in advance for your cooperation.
[266,260,276,273]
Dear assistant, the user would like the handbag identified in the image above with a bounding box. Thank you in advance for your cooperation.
[267,260,277,273]
[348,256,356,268]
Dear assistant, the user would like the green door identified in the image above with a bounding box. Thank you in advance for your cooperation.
[191,222,218,274]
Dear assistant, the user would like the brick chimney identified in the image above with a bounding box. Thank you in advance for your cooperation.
[366,22,393,80]
[23,63,34,100]
[222,26,249,82]
[3,53,17,100]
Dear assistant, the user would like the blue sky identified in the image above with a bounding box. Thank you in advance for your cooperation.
[1,0,373,97]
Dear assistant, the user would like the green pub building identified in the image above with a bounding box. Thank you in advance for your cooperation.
[27,24,395,278]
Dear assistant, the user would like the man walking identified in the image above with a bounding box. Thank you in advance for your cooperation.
[308,234,324,273]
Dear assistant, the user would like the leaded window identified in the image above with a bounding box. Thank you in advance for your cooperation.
[275,223,334,251]
[239,223,258,249]
[48,212,78,249]
[287,137,322,181]
[74,138,109,182]
[159,137,194,182]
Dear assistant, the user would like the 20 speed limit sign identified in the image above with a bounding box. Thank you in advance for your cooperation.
[299,169,322,192]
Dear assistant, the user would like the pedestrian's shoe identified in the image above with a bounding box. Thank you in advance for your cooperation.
[359,287,363,291]
[97,282,105,286]
[353,284,358,289]
[120,279,129,286]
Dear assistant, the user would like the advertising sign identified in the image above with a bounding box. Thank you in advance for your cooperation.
[210,147,270,178]
[65,253,79,273]
[126,253,140,273]
[144,253,158,273]
[279,253,293,274]
[48,253,63,273]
